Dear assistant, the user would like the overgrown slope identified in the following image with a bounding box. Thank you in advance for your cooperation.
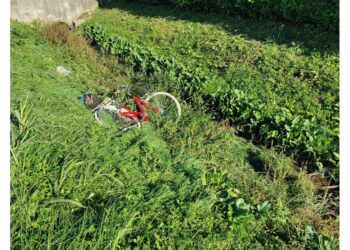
[82,1,339,181]
[84,1,339,182]
[10,22,338,249]
[133,0,338,32]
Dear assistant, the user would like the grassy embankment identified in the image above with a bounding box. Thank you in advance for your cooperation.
[133,0,338,32]
[10,21,339,249]
[82,0,339,181]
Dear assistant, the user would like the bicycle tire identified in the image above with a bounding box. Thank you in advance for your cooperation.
[94,104,118,127]
[145,92,181,125]
[95,104,141,130]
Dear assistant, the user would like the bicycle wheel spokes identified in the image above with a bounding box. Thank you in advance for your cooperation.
[94,107,117,128]
[145,92,181,126]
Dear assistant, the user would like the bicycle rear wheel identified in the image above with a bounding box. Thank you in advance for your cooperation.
[145,92,181,126]
[95,105,140,130]
[94,105,118,128]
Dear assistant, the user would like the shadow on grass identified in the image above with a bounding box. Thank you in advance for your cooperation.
[99,0,338,55]
[246,149,268,174]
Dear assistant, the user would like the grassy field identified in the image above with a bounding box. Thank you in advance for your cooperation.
[10,21,338,249]
[83,0,338,115]
[81,0,339,180]
[131,0,338,32]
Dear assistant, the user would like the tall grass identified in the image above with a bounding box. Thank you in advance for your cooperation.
[10,21,338,249]
[82,1,339,181]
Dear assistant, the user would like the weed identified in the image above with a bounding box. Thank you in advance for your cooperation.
[82,23,339,181]
[10,21,338,249]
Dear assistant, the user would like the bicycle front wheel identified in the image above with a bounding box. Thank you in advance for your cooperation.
[145,92,181,126]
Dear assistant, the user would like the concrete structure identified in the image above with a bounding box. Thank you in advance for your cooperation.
[11,0,99,25]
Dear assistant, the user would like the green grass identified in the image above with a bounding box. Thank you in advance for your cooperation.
[131,0,338,32]
[81,0,339,179]
[84,0,338,116]
[10,21,338,249]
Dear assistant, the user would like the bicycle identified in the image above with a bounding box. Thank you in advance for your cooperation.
[81,85,181,132]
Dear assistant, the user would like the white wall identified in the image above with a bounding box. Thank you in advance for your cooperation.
[11,0,99,24]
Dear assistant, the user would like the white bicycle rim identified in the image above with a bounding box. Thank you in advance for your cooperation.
[145,92,181,123]
[94,104,117,126]
[95,104,142,130]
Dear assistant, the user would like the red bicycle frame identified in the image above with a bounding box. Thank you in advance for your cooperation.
[117,96,159,122]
